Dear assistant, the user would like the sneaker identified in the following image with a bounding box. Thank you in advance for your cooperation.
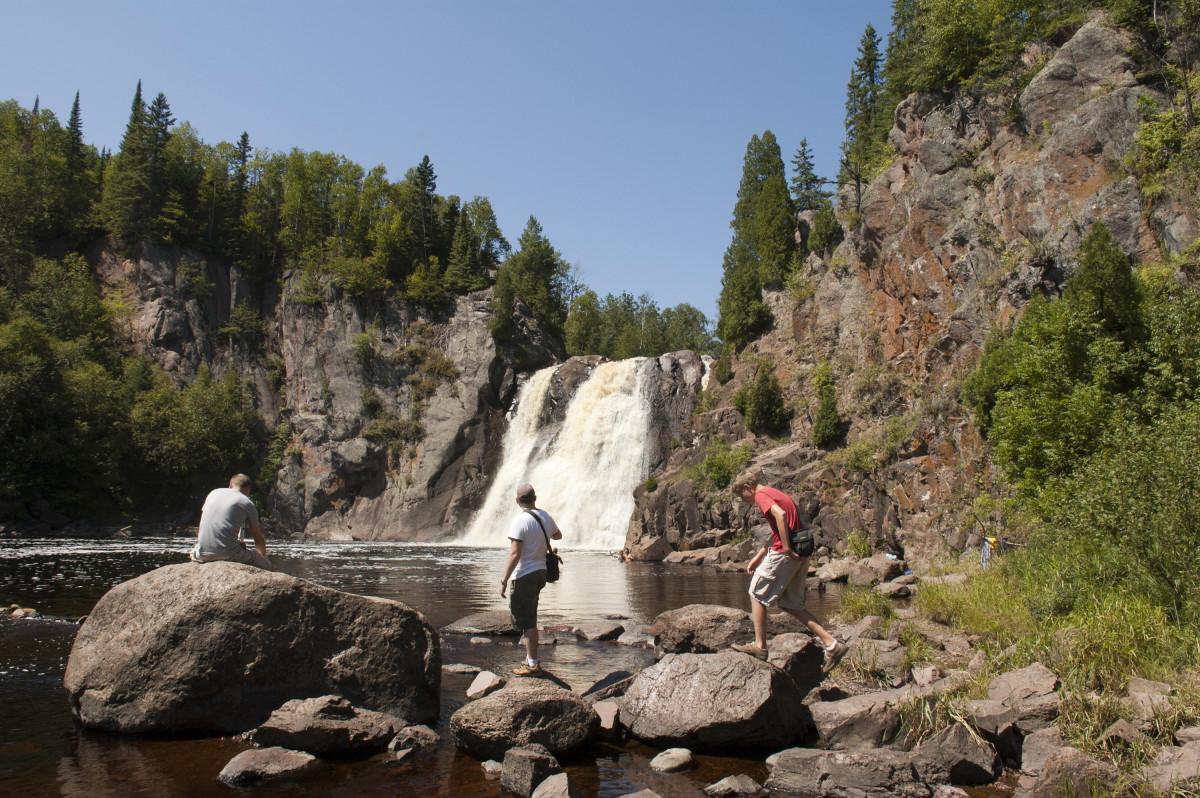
[731,642,768,661]
[512,662,542,677]
[822,640,848,673]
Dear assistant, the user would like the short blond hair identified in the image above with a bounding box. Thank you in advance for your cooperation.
[731,470,760,495]
[229,473,252,492]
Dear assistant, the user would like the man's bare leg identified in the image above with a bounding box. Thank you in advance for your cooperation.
[784,606,836,648]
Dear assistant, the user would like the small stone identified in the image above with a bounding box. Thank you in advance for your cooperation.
[703,773,765,797]
[388,724,440,754]
[443,663,482,675]
[1175,725,1200,745]
[650,747,695,773]
[482,759,504,778]
[532,772,583,798]
[467,671,505,699]
[470,636,492,645]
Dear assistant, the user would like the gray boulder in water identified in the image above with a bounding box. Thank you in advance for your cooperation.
[63,562,440,735]
[449,679,598,760]
[620,651,810,751]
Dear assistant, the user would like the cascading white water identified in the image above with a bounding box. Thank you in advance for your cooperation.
[459,358,653,550]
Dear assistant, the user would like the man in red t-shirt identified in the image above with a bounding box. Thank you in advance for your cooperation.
[730,471,847,672]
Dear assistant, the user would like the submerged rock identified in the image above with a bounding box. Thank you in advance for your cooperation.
[217,746,317,787]
[248,695,402,756]
[63,562,440,735]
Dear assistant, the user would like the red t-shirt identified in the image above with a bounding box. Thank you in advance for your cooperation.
[754,485,798,554]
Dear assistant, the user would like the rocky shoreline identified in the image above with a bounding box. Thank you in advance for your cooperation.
[50,559,1200,796]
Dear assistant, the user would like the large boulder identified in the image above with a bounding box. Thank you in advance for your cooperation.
[63,562,440,735]
[649,604,753,658]
[620,651,809,751]
[449,679,599,761]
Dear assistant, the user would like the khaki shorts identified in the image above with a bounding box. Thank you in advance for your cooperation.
[510,570,547,631]
[191,544,272,571]
[748,550,808,610]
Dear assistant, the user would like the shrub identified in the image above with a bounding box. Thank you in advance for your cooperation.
[734,362,792,435]
[807,207,842,257]
[644,475,658,493]
[693,438,755,491]
[811,362,842,447]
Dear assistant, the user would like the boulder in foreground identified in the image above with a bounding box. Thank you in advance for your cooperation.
[450,679,599,761]
[64,562,440,735]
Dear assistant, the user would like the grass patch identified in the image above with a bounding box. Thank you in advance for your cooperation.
[834,585,897,625]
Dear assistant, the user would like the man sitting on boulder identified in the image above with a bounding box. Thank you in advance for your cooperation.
[499,482,562,676]
[730,470,846,672]
[190,474,271,570]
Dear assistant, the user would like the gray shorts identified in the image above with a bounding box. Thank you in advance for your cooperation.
[191,544,272,571]
[748,550,808,610]
[510,570,547,631]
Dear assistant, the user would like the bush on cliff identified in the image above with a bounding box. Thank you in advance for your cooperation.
[734,362,792,435]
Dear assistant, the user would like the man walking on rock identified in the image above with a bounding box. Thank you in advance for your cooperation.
[190,474,271,570]
[500,483,562,676]
[730,470,846,672]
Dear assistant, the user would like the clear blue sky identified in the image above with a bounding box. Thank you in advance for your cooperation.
[4,0,892,321]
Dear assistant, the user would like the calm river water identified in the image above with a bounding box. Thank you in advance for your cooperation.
[0,538,842,797]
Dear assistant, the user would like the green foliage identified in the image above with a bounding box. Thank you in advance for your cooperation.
[256,419,293,498]
[564,290,715,358]
[644,474,658,493]
[490,216,570,342]
[842,24,892,210]
[790,137,832,212]
[219,303,266,351]
[734,361,793,435]
[352,324,380,365]
[847,529,872,559]
[690,438,755,491]
[362,411,424,457]
[807,206,843,257]
[811,362,843,447]
[834,584,897,623]
[712,349,734,385]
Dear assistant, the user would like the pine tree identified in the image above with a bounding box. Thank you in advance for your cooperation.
[101,81,153,249]
[65,92,85,171]
[841,24,886,213]
[145,92,174,226]
[490,216,569,339]
[412,155,437,263]
[790,138,830,212]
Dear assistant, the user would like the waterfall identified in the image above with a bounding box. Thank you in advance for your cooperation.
[460,358,653,550]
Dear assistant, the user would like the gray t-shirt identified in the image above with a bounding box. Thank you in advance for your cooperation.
[196,488,260,559]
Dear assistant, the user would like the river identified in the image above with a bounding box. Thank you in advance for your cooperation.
[0,537,843,797]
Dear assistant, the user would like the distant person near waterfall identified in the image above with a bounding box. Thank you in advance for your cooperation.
[190,474,272,570]
[500,482,562,676]
[730,471,847,672]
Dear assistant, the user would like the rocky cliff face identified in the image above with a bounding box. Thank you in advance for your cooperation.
[625,16,1199,567]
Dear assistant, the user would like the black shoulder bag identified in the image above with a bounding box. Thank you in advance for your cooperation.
[526,509,562,583]
[789,504,816,558]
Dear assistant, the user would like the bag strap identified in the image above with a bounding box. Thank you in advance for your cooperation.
[525,509,552,550]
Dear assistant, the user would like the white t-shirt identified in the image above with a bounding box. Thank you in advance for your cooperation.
[508,508,560,579]
[196,488,260,559]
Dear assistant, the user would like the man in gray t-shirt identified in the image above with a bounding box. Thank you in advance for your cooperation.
[190,474,271,570]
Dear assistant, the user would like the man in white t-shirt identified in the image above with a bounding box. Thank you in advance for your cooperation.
[190,474,271,570]
[499,482,562,676]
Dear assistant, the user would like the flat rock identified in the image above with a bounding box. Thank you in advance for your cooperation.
[443,663,482,675]
[217,746,316,787]
[63,562,440,735]
[248,695,402,756]
[532,772,582,798]
[449,679,598,760]
[1175,725,1200,745]
[1021,726,1064,776]
[620,651,809,751]
[987,662,1059,704]
[616,624,657,648]
[766,747,941,796]
[444,609,519,636]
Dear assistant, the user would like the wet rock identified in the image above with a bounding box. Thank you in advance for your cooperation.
[914,722,999,786]
[467,671,506,699]
[618,790,663,798]
[648,604,754,658]
[444,610,519,636]
[470,637,492,645]
[482,759,503,778]
[501,743,563,798]
[621,651,809,751]
[572,621,624,641]
[703,773,767,797]
[217,746,316,787]
[651,747,695,773]
[248,695,402,756]
[388,724,440,754]
[766,747,941,796]
[449,679,598,760]
[616,624,656,648]
[932,788,970,798]
[443,663,482,675]
[63,562,439,735]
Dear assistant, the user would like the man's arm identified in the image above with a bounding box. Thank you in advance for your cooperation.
[248,525,267,557]
[500,538,521,597]
[747,545,768,574]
